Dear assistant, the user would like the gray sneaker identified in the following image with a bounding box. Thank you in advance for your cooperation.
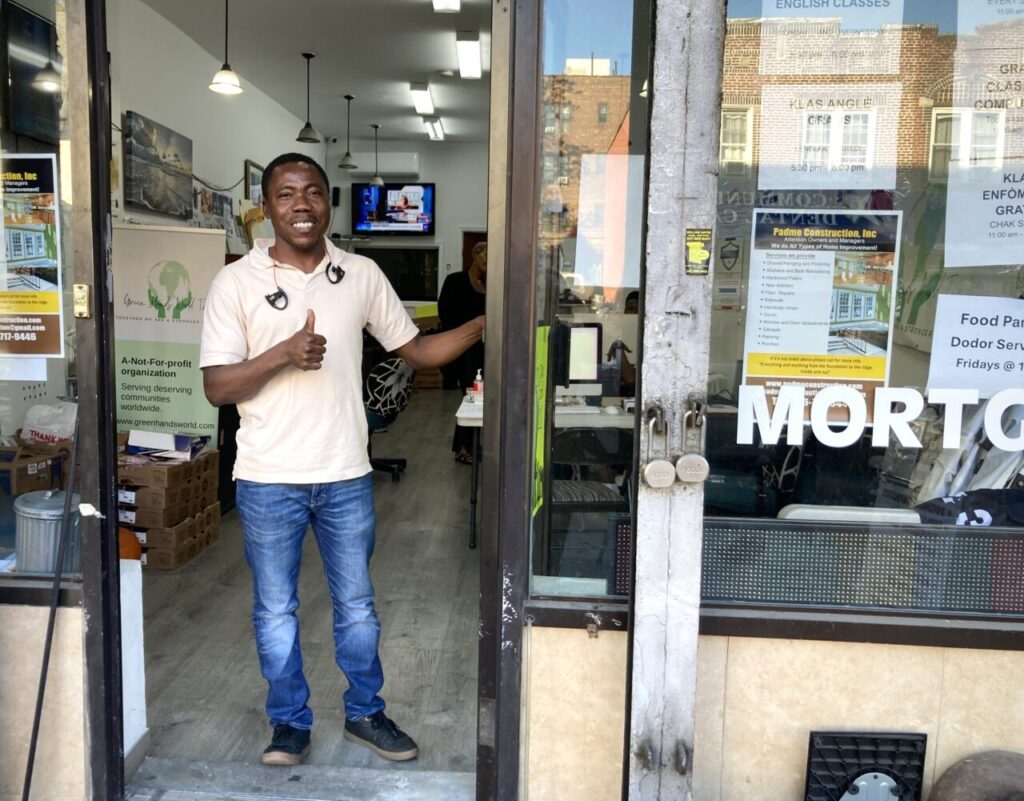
[261,723,311,766]
[343,712,418,761]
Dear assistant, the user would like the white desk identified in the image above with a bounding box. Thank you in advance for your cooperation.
[455,400,483,548]
[455,398,633,429]
[454,398,635,548]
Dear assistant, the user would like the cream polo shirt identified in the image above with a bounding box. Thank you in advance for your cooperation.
[199,238,419,484]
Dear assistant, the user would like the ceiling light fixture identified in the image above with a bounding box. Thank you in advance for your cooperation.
[32,60,61,93]
[433,0,460,11]
[410,82,435,115]
[296,52,320,143]
[422,116,445,141]
[209,0,243,95]
[339,94,358,169]
[370,123,385,187]
[456,31,482,79]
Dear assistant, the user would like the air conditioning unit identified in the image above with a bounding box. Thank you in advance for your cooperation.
[348,152,420,178]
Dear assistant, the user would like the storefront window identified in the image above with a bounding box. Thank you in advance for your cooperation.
[1,0,81,581]
[527,0,649,599]
[705,1,1024,617]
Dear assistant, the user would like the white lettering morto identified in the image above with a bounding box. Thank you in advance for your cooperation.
[737,385,1024,452]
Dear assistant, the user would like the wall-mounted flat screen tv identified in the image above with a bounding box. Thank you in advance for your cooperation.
[352,183,435,236]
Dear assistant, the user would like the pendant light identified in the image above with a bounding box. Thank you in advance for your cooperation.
[338,95,358,169]
[209,0,242,95]
[32,61,61,93]
[296,52,320,143]
[370,124,385,187]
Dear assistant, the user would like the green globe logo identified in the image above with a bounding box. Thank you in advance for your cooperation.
[147,260,193,320]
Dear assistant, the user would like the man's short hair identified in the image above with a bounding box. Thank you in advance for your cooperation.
[261,153,330,201]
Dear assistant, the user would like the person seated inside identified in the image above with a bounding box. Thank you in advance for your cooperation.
[439,241,487,463]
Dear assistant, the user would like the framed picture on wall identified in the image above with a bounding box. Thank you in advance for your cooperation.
[123,110,193,219]
[244,160,264,206]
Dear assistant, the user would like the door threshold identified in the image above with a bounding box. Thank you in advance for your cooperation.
[126,756,475,801]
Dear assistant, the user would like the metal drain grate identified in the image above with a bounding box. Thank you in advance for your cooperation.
[804,732,926,801]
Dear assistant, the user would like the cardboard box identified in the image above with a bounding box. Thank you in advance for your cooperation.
[118,502,188,529]
[130,516,197,550]
[126,431,210,461]
[195,449,220,477]
[202,520,221,548]
[118,456,194,489]
[0,446,61,496]
[142,536,203,571]
[193,473,214,500]
[190,494,207,518]
[117,484,188,509]
[413,368,444,389]
[200,501,221,531]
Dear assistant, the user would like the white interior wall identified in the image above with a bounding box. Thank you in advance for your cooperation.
[325,138,489,298]
[106,0,323,227]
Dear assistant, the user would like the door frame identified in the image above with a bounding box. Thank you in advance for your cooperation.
[475,0,529,798]
[75,0,125,798]
[626,1,725,798]
[482,0,729,799]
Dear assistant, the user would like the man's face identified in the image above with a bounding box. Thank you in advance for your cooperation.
[263,163,329,254]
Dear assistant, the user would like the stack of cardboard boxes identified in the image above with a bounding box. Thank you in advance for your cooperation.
[0,436,67,496]
[118,450,221,570]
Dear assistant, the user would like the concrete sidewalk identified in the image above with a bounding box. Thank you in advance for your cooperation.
[126,757,475,801]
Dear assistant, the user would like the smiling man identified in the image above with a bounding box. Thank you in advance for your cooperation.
[199,153,483,766]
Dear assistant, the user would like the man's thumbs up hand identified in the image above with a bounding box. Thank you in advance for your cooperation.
[284,309,326,371]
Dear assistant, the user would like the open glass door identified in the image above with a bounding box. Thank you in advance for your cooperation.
[480,0,652,799]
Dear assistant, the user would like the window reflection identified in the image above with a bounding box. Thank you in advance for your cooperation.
[705,1,1024,615]
[1,0,80,579]
[530,0,648,598]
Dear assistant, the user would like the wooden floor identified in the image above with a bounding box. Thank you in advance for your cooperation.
[141,388,478,774]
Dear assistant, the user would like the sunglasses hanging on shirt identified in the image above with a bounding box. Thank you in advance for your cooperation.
[265,260,347,310]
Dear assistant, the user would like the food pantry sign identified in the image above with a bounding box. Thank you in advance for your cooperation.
[738,385,1024,451]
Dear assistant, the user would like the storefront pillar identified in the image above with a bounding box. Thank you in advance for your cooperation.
[627,1,725,798]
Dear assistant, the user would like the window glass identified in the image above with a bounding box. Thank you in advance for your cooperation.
[528,0,649,599]
[707,0,1024,617]
[0,0,81,580]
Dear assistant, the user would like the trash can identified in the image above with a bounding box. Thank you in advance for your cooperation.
[14,490,82,574]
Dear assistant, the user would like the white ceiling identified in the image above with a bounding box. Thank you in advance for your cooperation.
[138,0,493,143]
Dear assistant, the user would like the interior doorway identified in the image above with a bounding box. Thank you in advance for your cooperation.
[102,0,496,797]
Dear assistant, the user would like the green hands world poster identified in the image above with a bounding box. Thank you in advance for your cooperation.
[113,224,224,437]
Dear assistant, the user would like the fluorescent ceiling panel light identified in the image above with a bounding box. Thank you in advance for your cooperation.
[422,116,445,141]
[456,31,481,79]
[433,0,460,11]
[410,82,434,115]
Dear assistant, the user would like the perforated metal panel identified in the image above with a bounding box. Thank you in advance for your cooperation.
[606,515,631,596]
[703,520,1024,615]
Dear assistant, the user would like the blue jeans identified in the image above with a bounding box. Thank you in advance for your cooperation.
[235,475,384,729]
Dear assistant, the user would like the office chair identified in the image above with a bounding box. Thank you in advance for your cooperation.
[365,357,415,482]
